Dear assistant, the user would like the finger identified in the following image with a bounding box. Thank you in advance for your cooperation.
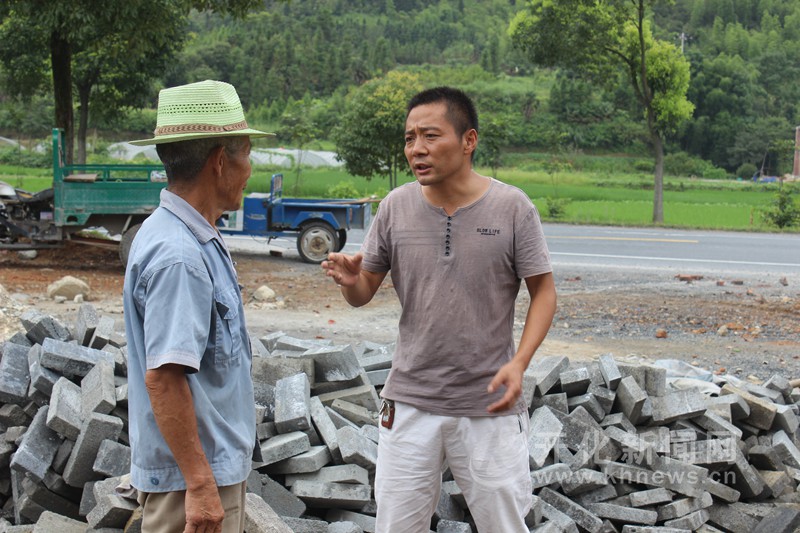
[487,390,514,413]
[486,373,504,394]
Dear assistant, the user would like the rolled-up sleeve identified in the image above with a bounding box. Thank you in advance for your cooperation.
[142,262,213,372]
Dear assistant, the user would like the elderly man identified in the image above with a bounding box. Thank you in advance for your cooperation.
[124,80,271,533]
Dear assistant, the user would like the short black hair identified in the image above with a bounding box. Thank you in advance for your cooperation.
[406,86,478,136]
[156,136,249,184]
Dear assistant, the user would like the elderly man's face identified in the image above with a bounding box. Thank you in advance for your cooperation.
[218,137,252,212]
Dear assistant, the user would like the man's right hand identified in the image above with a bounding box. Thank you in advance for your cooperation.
[184,482,224,533]
[322,252,363,287]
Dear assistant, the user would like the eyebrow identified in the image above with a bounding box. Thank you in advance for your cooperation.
[405,126,442,135]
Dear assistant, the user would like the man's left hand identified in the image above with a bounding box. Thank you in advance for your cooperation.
[486,361,525,413]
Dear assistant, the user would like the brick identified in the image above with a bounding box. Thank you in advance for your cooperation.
[259,331,286,352]
[539,499,579,533]
[316,385,381,412]
[531,392,569,414]
[0,403,31,426]
[364,368,390,387]
[621,528,693,533]
[729,446,770,499]
[92,439,131,477]
[720,384,777,431]
[62,412,124,487]
[531,356,570,396]
[561,469,610,496]
[707,503,759,532]
[567,393,605,422]
[598,354,622,390]
[670,436,737,467]
[701,475,741,504]
[275,336,332,352]
[264,445,332,474]
[615,376,649,425]
[693,411,743,440]
[664,508,710,530]
[0,342,31,404]
[586,502,658,525]
[560,367,591,396]
[85,493,138,529]
[629,487,674,507]
[773,430,800,468]
[752,507,800,533]
[27,344,59,397]
[325,406,359,430]
[539,487,603,533]
[20,476,80,520]
[81,359,117,418]
[705,394,750,420]
[650,389,706,425]
[773,404,800,435]
[31,511,85,533]
[436,519,471,533]
[643,364,667,397]
[302,345,361,382]
[88,315,115,350]
[434,488,464,523]
[327,521,364,533]
[290,480,371,509]
[21,309,71,345]
[274,373,312,434]
[46,377,83,440]
[358,351,393,372]
[309,397,343,464]
[285,464,370,487]
[260,431,311,466]
[337,427,377,470]
[573,485,618,508]
[588,385,616,415]
[10,406,62,483]
[326,510,376,532]
[74,303,100,346]
[331,399,378,427]
[528,406,562,469]
[657,492,713,521]
[40,338,115,379]
[247,472,306,518]
[242,492,294,533]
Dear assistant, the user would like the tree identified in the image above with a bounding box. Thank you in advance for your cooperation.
[0,0,261,164]
[332,71,422,190]
[510,0,694,222]
[475,117,508,178]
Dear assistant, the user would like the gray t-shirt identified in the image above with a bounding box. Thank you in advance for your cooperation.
[361,179,552,416]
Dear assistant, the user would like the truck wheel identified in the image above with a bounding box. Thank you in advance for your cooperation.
[297,222,338,264]
[336,229,347,252]
[119,223,142,268]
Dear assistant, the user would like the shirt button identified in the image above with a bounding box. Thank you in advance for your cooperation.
[151,477,159,486]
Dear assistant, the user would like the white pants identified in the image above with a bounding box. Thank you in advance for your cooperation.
[375,402,532,533]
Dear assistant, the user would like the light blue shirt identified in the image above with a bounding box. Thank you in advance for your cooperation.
[123,189,255,492]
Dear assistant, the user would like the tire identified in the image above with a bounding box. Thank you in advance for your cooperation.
[296,222,339,264]
[119,223,142,268]
[336,229,347,252]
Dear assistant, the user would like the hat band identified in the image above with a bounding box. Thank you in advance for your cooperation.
[154,120,250,136]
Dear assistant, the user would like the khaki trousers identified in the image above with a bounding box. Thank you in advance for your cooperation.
[136,481,246,533]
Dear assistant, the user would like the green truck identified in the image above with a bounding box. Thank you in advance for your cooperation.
[0,129,371,264]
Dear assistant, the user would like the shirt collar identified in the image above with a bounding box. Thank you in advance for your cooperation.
[159,188,220,245]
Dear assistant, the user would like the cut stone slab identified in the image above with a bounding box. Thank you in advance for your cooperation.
[243,492,294,533]
[274,373,312,434]
[10,406,62,483]
[302,345,362,382]
[260,432,311,466]
[40,338,115,379]
[62,412,124,487]
[290,480,371,509]
[336,426,378,470]
[0,342,32,404]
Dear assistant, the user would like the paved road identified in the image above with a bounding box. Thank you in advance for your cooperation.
[225,224,800,277]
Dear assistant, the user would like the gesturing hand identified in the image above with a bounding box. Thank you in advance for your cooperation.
[322,252,363,287]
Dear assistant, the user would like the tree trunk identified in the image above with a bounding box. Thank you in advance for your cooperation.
[77,83,90,165]
[51,31,73,165]
[652,131,665,223]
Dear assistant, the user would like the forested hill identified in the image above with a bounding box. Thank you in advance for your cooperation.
[1,0,799,176]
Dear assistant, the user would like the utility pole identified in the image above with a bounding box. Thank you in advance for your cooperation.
[793,125,800,178]
[679,32,689,53]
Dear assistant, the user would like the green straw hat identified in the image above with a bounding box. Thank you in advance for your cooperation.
[129,80,273,146]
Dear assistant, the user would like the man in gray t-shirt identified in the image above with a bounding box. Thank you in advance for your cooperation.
[322,87,557,533]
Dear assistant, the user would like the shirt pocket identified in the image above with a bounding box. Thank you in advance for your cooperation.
[213,286,244,365]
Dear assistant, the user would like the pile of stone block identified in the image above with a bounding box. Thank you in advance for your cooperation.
[4,305,800,532]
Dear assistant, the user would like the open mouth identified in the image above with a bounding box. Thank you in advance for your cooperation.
[415,163,432,173]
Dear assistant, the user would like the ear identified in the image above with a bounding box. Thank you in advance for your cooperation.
[207,145,226,178]
[463,129,478,156]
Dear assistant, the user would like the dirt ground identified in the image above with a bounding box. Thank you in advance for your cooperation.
[1,243,799,383]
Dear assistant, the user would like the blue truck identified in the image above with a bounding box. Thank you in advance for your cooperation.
[0,129,372,264]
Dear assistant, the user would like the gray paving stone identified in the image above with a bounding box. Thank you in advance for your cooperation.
[331,399,378,427]
[27,344,59,397]
[0,342,31,404]
[752,507,800,533]
[92,439,131,477]
[81,359,116,418]
[279,517,328,533]
[531,356,570,396]
[74,303,100,346]
[30,510,85,533]
[539,487,602,533]
[260,431,311,466]
[309,396,343,464]
[85,493,138,529]
[302,345,362,382]
[598,354,622,390]
[657,492,713,521]
[259,331,286,352]
[586,502,658,525]
[629,487,674,507]
[720,383,777,431]
[10,406,62,483]
[20,476,80,520]
[436,519,471,533]
[0,403,31,427]
[264,445,332,474]
[327,521,364,533]
[567,393,605,422]
[615,376,648,425]
[326,510,376,532]
[337,426,377,470]
[560,367,591,396]
[62,412,124,487]
[531,392,569,414]
[285,464,370,487]
[358,351,393,372]
[243,492,294,533]
[290,480,371,509]
[88,315,115,350]
[316,384,381,412]
[275,373,312,434]
[21,310,72,345]
[528,406,562,469]
[650,389,706,425]
[40,338,115,379]
[46,377,83,440]
[664,508,710,530]
[561,469,609,496]
[249,473,306,518]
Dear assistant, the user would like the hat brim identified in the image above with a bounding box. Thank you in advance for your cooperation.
[128,128,274,146]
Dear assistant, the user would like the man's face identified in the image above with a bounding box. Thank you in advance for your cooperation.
[219,137,252,211]
[404,102,471,187]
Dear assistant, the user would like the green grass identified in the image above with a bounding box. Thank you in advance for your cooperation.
[1,163,793,232]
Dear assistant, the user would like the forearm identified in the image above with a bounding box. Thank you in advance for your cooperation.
[512,273,557,371]
[145,365,215,490]
[340,270,386,307]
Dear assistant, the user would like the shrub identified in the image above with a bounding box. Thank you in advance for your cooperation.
[327,180,361,199]
[544,197,570,219]
[763,185,800,229]
[736,162,758,180]
[663,151,709,177]
[702,167,729,180]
